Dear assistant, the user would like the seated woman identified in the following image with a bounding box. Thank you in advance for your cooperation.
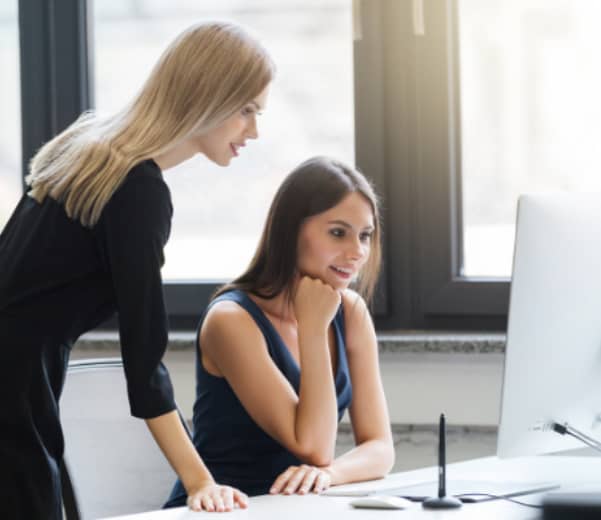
[166,156,394,507]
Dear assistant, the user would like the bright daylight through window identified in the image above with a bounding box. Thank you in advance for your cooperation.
[94,0,354,281]
[459,0,601,277]
[0,2,22,233]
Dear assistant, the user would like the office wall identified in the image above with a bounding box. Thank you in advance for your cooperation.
[157,350,504,427]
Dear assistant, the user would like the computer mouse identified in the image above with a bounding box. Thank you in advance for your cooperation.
[349,495,414,510]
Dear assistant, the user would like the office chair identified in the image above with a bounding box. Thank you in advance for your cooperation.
[60,358,191,520]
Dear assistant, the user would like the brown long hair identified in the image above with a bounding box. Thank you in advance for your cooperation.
[27,21,275,227]
[216,156,382,303]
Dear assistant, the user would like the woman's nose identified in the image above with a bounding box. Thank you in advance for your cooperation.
[347,237,365,259]
[246,117,258,140]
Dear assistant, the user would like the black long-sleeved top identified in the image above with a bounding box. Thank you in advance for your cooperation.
[0,159,176,418]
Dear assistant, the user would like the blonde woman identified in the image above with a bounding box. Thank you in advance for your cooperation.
[0,22,273,519]
[165,157,394,506]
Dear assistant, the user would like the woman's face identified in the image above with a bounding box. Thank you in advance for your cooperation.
[296,192,375,291]
[194,85,270,166]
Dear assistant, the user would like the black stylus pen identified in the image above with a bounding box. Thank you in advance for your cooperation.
[438,413,446,498]
[423,413,461,509]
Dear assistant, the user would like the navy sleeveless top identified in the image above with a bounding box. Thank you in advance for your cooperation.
[165,289,352,505]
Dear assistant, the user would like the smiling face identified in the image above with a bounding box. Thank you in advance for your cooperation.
[193,84,269,166]
[296,192,375,291]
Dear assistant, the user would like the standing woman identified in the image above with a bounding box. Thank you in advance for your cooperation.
[0,21,273,519]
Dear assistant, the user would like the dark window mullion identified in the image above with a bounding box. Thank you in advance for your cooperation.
[353,0,390,318]
[19,0,55,184]
[53,0,93,126]
[19,0,91,183]
[414,0,459,317]
[377,0,421,329]
[411,0,508,329]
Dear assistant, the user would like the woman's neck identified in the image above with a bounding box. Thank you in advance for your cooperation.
[251,288,297,325]
[153,136,197,171]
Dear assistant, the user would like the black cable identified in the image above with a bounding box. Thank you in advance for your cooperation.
[455,493,543,509]
[551,421,601,453]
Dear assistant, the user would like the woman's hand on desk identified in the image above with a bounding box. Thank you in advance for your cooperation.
[187,482,249,512]
[269,464,333,495]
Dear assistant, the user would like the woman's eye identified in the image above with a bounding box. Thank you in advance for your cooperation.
[241,107,254,116]
[360,232,373,243]
[329,228,345,238]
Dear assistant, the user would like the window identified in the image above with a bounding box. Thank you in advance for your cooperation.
[361,0,601,329]
[27,0,593,330]
[355,0,511,329]
[459,0,601,277]
[0,1,22,231]
[93,1,355,281]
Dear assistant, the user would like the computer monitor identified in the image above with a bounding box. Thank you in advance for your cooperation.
[497,192,601,458]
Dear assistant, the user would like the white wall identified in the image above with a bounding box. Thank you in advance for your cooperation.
[160,350,504,427]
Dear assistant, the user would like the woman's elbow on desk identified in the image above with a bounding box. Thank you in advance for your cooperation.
[293,444,335,468]
[378,436,396,473]
[305,451,335,468]
[327,438,395,485]
[383,438,396,471]
[362,439,396,479]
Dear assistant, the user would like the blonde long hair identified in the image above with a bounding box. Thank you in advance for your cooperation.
[26,22,275,227]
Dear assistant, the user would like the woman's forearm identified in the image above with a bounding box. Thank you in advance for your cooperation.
[145,410,214,495]
[325,439,395,486]
[294,327,338,465]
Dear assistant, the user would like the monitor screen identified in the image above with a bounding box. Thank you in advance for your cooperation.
[497,192,601,458]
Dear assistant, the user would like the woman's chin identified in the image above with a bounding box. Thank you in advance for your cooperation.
[205,153,231,167]
[326,277,350,291]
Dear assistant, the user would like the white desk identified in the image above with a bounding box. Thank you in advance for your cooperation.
[103,455,601,519]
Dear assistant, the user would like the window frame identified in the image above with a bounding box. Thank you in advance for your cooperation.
[361,0,509,330]
[19,0,93,182]
[18,0,508,331]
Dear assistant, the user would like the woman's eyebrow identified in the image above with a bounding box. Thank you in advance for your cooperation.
[327,219,374,231]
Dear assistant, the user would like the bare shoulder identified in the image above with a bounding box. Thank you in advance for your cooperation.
[341,288,369,320]
[340,289,375,352]
[200,299,263,352]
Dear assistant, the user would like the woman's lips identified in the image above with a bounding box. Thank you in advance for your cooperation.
[230,142,246,157]
[330,266,353,279]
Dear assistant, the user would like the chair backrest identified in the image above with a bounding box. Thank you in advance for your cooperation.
[60,358,189,519]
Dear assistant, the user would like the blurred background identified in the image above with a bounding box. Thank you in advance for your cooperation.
[2,0,601,285]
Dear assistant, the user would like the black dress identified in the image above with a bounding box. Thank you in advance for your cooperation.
[0,159,177,519]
